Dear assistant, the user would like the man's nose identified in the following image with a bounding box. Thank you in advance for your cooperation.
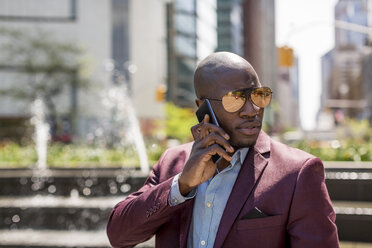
[239,98,259,118]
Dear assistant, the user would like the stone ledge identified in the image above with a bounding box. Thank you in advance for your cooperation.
[0,168,145,178]
[0,172,147,197]
[0,195,125,208]
[0,229,155,248]
[0,196,125,230]
[333,201,372,243]
[340,242,372,248]
[333,201,372,215]
[324,162,372,170]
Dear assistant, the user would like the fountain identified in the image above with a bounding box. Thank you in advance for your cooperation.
[117,86,148,174]
[99,60,150,175]
[28,60,149,174]
[0,60,153,248]
[30,97,50,170]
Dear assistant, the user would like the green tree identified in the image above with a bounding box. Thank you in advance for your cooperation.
[0,27,90,139]
[165,103,198,143]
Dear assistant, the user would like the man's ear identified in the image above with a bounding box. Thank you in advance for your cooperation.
[195,99,203,108]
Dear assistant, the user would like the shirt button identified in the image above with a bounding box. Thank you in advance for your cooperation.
[201,240,206,246]
[172,198,178,204]
[206,202,212,208]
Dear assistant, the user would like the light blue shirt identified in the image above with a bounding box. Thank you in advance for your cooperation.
[170,148,249,248]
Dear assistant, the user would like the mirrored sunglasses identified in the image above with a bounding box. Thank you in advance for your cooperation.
[207,87,273,113]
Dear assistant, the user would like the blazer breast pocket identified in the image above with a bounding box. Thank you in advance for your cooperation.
[236,214,283,230]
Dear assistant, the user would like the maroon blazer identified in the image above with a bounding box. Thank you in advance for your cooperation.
[107,131,339,248]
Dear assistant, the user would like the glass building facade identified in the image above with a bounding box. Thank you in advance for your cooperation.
[167,0,217,107]
[216,0,243,55]
[335,0,369,48]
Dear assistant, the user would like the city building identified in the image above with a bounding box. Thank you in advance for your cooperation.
[130,0,167,121]
[216,0,244,55]
[242,0,276,92]
[166,0,218,108]
[319,0,372,127]
[242,0,277,128]
[0,0,167,140]
[277,46,300,130]
[0,0,279,140]
[335,0,369,48]
[0,0,112,140]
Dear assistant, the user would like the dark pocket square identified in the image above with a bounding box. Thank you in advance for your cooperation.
[241,207,268,220]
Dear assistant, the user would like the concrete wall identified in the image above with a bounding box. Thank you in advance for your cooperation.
[196,0,217,61]
[0,0,113,137]
[242,0,277,127]
[130,0,167,120]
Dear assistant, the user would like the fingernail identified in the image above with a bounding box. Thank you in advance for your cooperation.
[224,134,230,139]
[230,146,234,151]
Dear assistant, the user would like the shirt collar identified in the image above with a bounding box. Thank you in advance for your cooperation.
[231,147,249,167]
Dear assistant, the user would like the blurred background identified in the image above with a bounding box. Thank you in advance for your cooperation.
[0,0,371,247]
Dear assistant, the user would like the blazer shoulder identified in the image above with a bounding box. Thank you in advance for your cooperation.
[161,142,193,163]
[269,138,321,171]
[154,142,193,181]
[165,142,193,154]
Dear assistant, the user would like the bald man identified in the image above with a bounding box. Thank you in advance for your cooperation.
[107,52,339,248]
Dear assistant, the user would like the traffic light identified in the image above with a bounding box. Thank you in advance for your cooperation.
[278,46,294,67]
[155,84,167,102]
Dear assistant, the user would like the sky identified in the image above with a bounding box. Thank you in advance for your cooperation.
[276,0,339,130]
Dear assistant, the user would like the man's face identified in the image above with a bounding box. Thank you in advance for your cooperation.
[204,66,264,148]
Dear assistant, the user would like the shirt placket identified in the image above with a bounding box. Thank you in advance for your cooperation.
[193,150,244,248]
[195,179,207,247]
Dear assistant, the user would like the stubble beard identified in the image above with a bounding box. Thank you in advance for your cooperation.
[229,136,258,150]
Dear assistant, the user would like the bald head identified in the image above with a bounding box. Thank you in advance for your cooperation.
[194,52,259,98]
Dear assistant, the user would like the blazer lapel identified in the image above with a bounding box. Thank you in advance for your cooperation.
[213,131,271,248]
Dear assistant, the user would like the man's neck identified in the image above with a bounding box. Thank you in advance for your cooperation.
[216,158,231,173]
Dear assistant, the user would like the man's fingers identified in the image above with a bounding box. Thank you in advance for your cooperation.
[198,132,234,153]
[191,123,203,139]
[198,115,212,137]
[206,144,232,162]
[191,113,230,141]
[202,114,210,124]
[195,123,229,140]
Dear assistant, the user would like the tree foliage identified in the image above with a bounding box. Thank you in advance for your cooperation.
[292,118,372,161]
[165,102,197,143]
[0,27,91,137]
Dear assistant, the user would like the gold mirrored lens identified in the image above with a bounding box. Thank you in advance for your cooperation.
[250,87,272,108]
[222,91,246,112]
[221,87,272,112]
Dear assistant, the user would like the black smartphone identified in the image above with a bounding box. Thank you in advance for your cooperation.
[195,99,220,163]
[196,99,219,125]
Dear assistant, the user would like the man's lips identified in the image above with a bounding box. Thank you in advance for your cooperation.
[237,121,261,129]
[236,122,261,135]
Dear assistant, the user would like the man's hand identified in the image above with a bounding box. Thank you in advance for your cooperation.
[178,115,234,196]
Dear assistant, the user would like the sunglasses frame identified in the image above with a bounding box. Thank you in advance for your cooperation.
[204,86,273,113]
